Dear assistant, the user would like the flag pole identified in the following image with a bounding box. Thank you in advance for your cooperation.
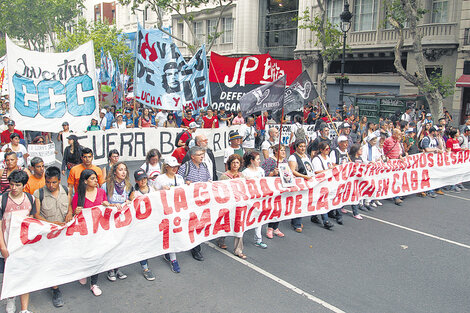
[317,95,352,162]
[276,107,285,167]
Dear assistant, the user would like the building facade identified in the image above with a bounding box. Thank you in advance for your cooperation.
[81,0,470,124]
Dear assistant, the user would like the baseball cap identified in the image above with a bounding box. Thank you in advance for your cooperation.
[134,169,148,181]
[62,121,69,126]
[341,122,351,129]
[366,133,378,142]
[100,108,107,114]
[164,156,180,167]
[188,122,199,129]
[229,130,242,141]
[2,114,9,119]
[7,120,14,126]
[405,128,415,134]
[426,113,432,117]
[337,135,348,142]
[431,125,440,132]
[125,109,131,113]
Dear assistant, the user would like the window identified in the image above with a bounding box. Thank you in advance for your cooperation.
[176,22,184,41]
[463,61,470,75]
[432,0,448,23]
[222,17,233,43]
[354,0,378,31]
[207,19,218,44]
[327,0,344,27]
[193,21,204,44]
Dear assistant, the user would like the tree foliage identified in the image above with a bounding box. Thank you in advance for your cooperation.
[0,38,5,56]
[296,1,343,102]
[383,0,453,118]
[0,0,83,51]
[118,0,233,54]
[57,19,134,74]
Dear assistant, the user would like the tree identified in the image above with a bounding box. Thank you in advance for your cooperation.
[0,0,83,51]
[118,0,233,54]
[0,38,5,56]
[57,19,134,74]
[384,0,454,118]
[296,1,343,102]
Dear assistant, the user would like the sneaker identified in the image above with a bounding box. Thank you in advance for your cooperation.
[6,297,16,313]
[107,270,117,282]
[375,200,383,206]
[394,198,403,205]
[435,189,444,195]
[427,192,436,198]
[340,208,348,214]
[323,221,334,229]
[336,217,343,225]
[266,227,274,239]
[458,184,468,190]
[52,288,64,307]
[294,227,302,233]
[169,260,181,273]
[359,205,368,211]
[90,284,102,296]
[79,278,87,285]
[273,228,285,237]
[19,311,33,313]
[142,269,156,281]
[163,254,171,263]
[418,192,426,197]
[353,214,363,220]
[116,269,127,280]
[370,202,377,208]
[310,216,321,224]
[254,242,268,249]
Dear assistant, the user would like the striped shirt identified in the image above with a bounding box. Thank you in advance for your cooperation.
[178,161,211,183]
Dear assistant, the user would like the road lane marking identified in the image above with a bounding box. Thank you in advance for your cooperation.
[347,211,470,250]
[444,193,470,201]
[206,242,346,313]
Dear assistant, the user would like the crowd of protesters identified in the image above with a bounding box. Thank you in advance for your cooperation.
[0,93,469,313]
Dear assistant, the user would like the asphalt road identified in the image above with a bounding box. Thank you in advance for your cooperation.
[2,143,470,313]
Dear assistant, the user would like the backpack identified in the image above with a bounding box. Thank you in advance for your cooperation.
[1,191,35,217]
[37,186,69,205]
[419,136,430,150]
[182,161,207,179]
[175,130,190,147]
[294,123,306,141]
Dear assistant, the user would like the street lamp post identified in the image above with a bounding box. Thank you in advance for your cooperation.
[135,7,146,28]
[339,2,352,117]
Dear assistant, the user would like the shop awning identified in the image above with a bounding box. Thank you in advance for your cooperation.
[456,74,470,87]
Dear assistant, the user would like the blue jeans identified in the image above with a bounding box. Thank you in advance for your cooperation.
[351,204,359,216]
[291,217,302,228]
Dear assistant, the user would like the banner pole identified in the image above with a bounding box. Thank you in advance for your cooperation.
[276,107,285,167]
[317,95,352,162]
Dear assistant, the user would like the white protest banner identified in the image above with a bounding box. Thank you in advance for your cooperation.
[6,36,99,132]
[72,126,241,165]
[27,143,56,166]
[3,151,470,298]
[268,122,340,146]
[0,55,8,96]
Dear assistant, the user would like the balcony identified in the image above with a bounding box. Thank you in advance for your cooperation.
[348,23,458,49]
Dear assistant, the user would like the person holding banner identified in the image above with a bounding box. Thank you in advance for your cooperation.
[232,111,245,125]
[154,156,183,273]
[139,108,156,128]
[86,118,101,131]
[71,169,116,296]
[201,108,219,129]
[140,149,162,189]
[102,162,134,282]
[240,117,257,155]
[111,114,127,129]
[242,151,268,249]
[261,128,279,160]
[181,110,195,128]
[219,154,246,258]
[2,133,28,167]
[102,150,120,181]
[261,144,286,239]
[0,170,36,313]
[310,141,335,230]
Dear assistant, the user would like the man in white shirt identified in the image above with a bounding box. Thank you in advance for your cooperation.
[401,107,412,123]
[239,117,257,154]
[261,127,278,159]
[156,110,168,127]
[98,109,108,130]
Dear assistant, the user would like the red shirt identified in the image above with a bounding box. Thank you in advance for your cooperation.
[202,115,218,128]
[179,131,192,145]
[71,188,107,213]
[172,147,188,164]
[256,115,267,131]
[181,117,195,127]
[1,129,24,144]
[446,138,461,153]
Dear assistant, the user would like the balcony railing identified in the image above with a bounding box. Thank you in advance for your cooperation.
[348,23,457,47]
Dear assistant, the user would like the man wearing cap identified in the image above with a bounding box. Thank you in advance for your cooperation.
[177,122,198,147]
[181,110,195,128]
[330,122,353,151]
[0,114,9,132]
[224,131,244,169]
[0,120,24,146]
[98,108,108,130]
[261,127,278,159]
[124,109,134,128]
[239,117,257,155]
[112,114,126,129]
[57,122,72,153]
[459,126,470,149]
[330,136,349,165]
[424,113,433,125]
[420,125,444,197]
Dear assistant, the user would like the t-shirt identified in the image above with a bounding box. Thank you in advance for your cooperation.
[181,117,195,127]
[446,138,461,153]
[112,122,127,129]
[261,139,276,158]
[240,124,256,149]
[330,148,349,165]
[202,116,219,128]
[71,188,107,213]
[87,125,100,131]
[102,182,132,204]
[242,167,265,179]
[421,136,438,149]
[179,131,192,145]
[24,174,45,195]
[232,116,244,125]
[172,147,187,164]
[0,193,36,243]
[156,112,168,127]
[34,186,68,223]
[1,129,24,144]
[218,113,228,127]
[224,146,244,163]
[1,144,27,167]
[154,174,184,190]
[140,162,161,187]
[312,155,333,173]
[67,164,105,192]
[288,154,314,176]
